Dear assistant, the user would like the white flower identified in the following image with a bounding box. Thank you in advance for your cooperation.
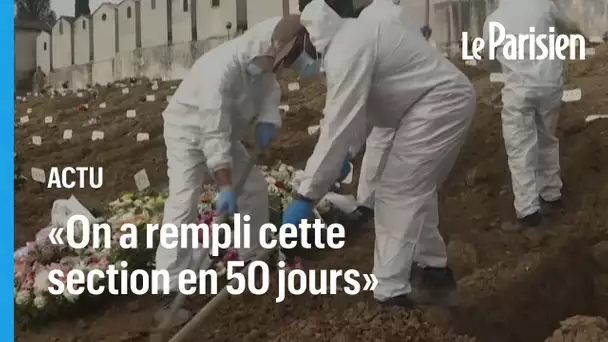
[33,269,50,295]
[265,176,276,184]
[133,199,143,207]
[63,290,80,303]
[15,290,31,306]
[33,295,47,309]
[278,164,287,173]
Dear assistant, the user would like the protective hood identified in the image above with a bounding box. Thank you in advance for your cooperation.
[300,0,347,54]
[235,16,282,65]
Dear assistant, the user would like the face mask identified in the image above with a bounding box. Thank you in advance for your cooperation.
[246,63,264,77]
[291,51,322,79]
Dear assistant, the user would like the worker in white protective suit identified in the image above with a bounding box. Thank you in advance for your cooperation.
[355,0,437,221]
[278,0,476,308]
[156,17,284,326]
[355,0,451,291]
[483,0,578,230]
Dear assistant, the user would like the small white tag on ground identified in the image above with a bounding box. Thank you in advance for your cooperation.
[31,167,45,183]
[589,36,603,43]
[562,88,582,102]
[288,82,300,91]
[20,116,29,124]
[585,114,608,123]
[465,60,478,66]
[63,129,73,140]
[146,94,155,102]
[585,48,596,56]
[278,104,290,112]
[126,109,136,118]
[32,136,42,145]
[136,133,149,141]
[44,116,53,124]
[91,130,104,141]
[122,88,130,94]
[99,102,106,108]
[134,169,150,191]
[342,162,354,184]
[307,125,320,135]
[26,108,32,114]
[490,73,506,83]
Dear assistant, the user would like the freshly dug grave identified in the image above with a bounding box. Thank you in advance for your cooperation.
[14,46,608,341]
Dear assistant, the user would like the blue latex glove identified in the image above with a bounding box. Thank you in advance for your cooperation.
[216,187,237,215]
[338,154,352,182]
[282,199,313,234]
[255,123,276,148]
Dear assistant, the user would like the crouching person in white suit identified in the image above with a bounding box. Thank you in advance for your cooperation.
[279,0,476,309]
[155,17,285,326]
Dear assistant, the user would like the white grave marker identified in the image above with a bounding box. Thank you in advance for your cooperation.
[122,88,130,94]
[490,73,506,83]
[26,108,32,114]
[278,104,290,112]
[288,82,300,91]
[136,133,149,142]
[77,92,83,98]
[166,95,173,102]
[126,109,137,118]
[146,94,155,102]
[19,116,29,124]
[32,136,41,146]
[99,102,106,108]
[562,88,582,102]
[91,130,104,141]
[30,167,45,183]
[134,169,151,191]
[44,116,53,124]
[63,129,73,140]
[151,83,159,90]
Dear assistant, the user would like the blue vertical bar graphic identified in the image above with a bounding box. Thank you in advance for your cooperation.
[4,0,16,338]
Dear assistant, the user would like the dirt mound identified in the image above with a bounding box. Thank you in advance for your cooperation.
[545,316,608,342]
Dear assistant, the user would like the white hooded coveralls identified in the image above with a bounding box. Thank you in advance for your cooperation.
[356,0,431,210]
[483,0,567,218]
[299,0,476,300]
[157,17,282,292]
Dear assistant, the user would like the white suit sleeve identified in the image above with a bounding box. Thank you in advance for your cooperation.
[297,39,374,200]
[197,66,236,172]
[255,75,282,127]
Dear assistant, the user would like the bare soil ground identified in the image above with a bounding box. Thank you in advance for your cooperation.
[14,46,608,341]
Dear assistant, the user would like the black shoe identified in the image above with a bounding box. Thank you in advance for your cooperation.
[540,198,562,216]
[409,267,458,308]
[501,211,543,231]
[377,294,416,309]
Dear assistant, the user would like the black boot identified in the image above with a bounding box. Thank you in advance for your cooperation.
[502,211,543,231]
[540,198,562,216]
[377,294,416,309]
[408,266,458,308]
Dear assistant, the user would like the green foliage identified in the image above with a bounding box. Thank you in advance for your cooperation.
[15,0,56,25]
